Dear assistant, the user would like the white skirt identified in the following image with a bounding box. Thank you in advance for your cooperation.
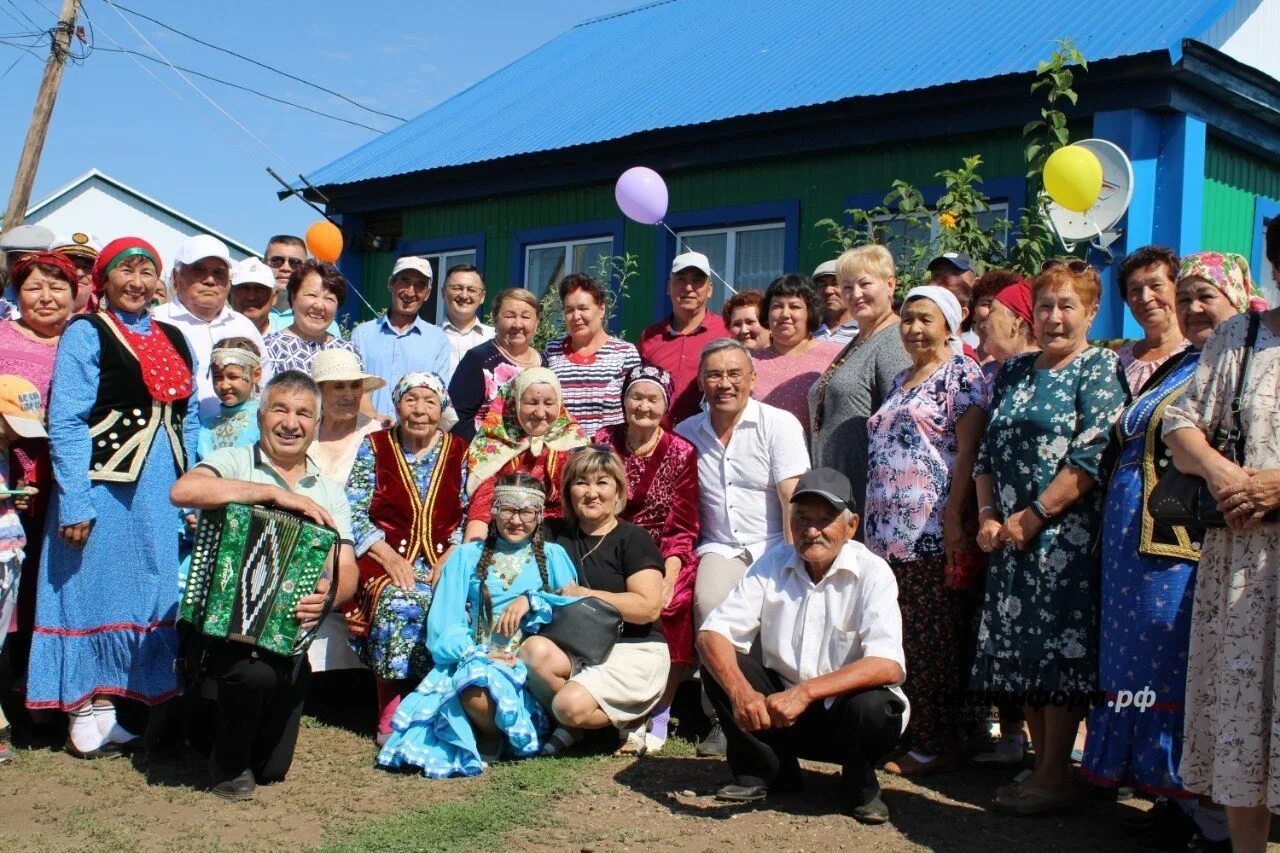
[569,640,670,726]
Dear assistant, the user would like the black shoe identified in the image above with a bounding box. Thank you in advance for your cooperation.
[715,783,768,803]
[1186,832,1231,853]
[210,768,256,801]
[697,722,727,757]
[850,794,890,825]
[64,739,123,760]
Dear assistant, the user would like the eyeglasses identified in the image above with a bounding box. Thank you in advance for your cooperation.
[701,369,749,385]
[495,506,541,523]
[1040,258,1091,275]
[267,255,304,270]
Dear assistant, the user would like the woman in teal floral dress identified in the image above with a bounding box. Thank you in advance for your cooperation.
[345,373,468,745]
[973,262,1128,815]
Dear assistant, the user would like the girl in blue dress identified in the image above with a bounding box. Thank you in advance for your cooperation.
[376,472,578,777]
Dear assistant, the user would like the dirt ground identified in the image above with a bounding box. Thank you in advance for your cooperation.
[1,675,1274,852]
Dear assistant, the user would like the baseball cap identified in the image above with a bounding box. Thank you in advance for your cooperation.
[174,234,231,267]
[812,260,838,279]
[0,375,47,439]
[927,251,973,273]
[790,467,853,513]
[231,257,274,288]
[391,256,433,282]
[671,251,711,277]
[48,232,102,259]
[0,224,55,255]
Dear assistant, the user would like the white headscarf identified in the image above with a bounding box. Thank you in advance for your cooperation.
[902,285,964,354]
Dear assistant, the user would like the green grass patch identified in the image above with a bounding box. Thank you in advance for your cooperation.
[319,755,600,852]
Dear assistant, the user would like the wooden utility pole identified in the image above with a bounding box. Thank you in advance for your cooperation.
[3,0,79,231]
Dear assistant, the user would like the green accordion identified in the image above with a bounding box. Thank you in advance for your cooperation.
[181,503,337,657]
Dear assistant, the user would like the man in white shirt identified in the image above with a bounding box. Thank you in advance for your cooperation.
[698,467,908,824]
[437,264,493,370]
[153,235,268,419]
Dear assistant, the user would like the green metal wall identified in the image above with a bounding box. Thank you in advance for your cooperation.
[1201,137,1280,257]
[367,129,1029,337]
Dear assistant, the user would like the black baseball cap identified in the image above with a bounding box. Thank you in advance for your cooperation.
[927,251,973,273]
[790,467,854,513]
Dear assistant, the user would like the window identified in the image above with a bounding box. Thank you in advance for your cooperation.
[872,203,1010,268]
[409,249,478,324]
[675,222,785,306]
[524,237,613,298]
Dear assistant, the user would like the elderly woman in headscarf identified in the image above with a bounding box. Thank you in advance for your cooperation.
[344,372,469,745]
[26,237,199,759]
[592,365,700,752]
[461,367,590,542]
[863,285,989,777]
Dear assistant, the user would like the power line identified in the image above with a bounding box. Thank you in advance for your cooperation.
[95,46,386,132]
[111,2,407,123]
[1,0,45,31]
[0,50,24,81]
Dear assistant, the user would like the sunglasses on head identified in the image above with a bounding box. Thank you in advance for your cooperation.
[1040,258,1091,275]
[267,255,304,270]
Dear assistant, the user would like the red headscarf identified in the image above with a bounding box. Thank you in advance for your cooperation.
[994,278,1034,330]
[90,237,189,404]
[8,251,81,292]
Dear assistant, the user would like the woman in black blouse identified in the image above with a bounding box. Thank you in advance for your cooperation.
[520,447,669,756]
[448,288,542,441]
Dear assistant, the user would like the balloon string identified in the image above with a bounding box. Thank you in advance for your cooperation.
[658,221,738,296]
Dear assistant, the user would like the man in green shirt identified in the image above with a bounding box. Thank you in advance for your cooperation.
[171,369,358,800]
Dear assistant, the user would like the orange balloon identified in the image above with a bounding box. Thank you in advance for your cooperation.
[305,220,343,263]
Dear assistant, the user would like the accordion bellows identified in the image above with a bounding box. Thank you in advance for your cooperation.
[181,503,337,657]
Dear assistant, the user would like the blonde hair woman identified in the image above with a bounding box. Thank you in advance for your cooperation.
[808,245,912,529]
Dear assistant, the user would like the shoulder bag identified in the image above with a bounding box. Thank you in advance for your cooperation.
[538,527,624,666]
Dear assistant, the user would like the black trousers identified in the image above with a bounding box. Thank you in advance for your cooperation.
[206,640,310,786]
[703,651,904,807]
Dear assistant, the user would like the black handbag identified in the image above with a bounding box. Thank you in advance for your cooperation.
[1149,312,1272,528]
[538,529,624,666]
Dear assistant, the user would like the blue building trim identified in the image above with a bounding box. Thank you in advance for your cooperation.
[334,213,365,326]
[397,232,488,274]
[511,218,626,331]
[1252,195,1280,285]
[653,199,801,317]
[1093,109,1207,339]
[842,176,1027,224]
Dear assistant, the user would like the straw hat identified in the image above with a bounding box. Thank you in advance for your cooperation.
[310,348,386,392]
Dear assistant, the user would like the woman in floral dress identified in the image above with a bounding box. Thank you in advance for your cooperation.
[345,373,468,745]
[973,262,1128,815]
[864,286,988,777]
[1164,249,1280,853]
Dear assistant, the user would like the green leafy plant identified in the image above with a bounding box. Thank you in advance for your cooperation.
[531,251,640,351]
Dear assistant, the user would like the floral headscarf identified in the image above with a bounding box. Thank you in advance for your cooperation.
[1175,251,1257,312]
[621,364,673,409]
[393,371,458,434]
[465,366,588,495]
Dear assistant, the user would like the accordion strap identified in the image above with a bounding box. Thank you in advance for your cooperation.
[290,533,342,681]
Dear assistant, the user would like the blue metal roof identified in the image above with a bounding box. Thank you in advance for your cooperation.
[307,0,1235,187]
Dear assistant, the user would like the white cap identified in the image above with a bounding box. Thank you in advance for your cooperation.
[174,234,231,266]
[231,257,273,288]
[48,231,103,257]
[671,251,711,277]
[812,260,838,279]
[391,256,433,282]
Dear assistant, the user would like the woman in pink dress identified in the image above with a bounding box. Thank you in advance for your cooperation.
[593,365,699,753]
[750,274,842,437]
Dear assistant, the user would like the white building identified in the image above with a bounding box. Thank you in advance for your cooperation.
[24,168,256,266]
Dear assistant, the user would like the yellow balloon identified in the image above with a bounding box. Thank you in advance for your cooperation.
[1044,145,1104,213]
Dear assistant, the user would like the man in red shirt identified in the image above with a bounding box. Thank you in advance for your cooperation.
[638,251,729,428]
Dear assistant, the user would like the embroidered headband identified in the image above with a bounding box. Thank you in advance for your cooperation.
[209,346,261,373]
[622,363,673,407]
[492,484,546,510]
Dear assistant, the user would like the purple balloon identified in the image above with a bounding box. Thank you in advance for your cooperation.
[615,166,668,225]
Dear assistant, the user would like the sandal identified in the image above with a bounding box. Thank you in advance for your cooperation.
[613,723,648,757]
[994,783,1074,816]
[538,726,582,757]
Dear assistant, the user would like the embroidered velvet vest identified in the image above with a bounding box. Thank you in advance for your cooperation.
[80,313,193,483]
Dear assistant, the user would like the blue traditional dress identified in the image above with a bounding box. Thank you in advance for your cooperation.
[27,309,199,710]
[1082,349,1202,796]
[376,538,577,778]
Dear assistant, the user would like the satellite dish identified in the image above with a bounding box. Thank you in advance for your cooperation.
[1045,138,1134,257]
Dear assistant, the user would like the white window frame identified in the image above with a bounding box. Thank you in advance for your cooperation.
[408,249,479,325]
[871,202,1011,266]
[523,237,613,296]
[674,220,786,303]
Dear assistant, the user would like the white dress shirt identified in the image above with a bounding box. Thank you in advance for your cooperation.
[676,397,809,561]
[152,299,270,419]
[702,539,910,729]
[443,318,495,371]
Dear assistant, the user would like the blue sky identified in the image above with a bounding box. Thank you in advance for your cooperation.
[0,0,640,252]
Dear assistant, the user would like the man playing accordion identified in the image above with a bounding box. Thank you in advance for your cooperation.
[171,370,358,800]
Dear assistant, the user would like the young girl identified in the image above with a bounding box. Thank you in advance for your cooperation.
[196,337,263,460]
[376,473,578,778]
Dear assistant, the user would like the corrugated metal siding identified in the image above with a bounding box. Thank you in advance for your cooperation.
[1206,136,1280,198]
[308,0,1229,187]
[392,130,1027,336]
[1201,178,1256,255]
[360,251,396,317]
